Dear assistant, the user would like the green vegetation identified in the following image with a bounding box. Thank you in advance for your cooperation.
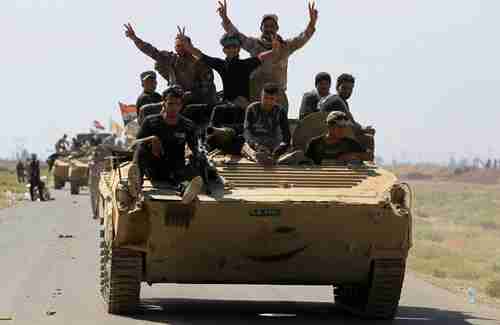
[408,181,500,304]
[0,167,50,208]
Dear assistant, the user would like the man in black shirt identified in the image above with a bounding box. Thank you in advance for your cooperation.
[179,30,275,104]
[305,111,369,165]
[132,86,214,204]
[299,72,331,120]
[178,29,275,153]
[136,71,162,123]
[318,73,375,135]
[28,154,46,201]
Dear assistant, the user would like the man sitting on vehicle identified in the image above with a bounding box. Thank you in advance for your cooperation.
[136,71,162,124]
[318,73,375,136]
[299,72,331,120]
[55,134,69,154]
[305,111,370,165]
[242,83,291,163]
[130,86,218,204]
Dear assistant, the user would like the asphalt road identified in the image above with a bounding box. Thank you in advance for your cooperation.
[0,189,499,325]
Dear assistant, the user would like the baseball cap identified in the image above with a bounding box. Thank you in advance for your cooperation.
[220,33,242,47]
[140,71,157,82]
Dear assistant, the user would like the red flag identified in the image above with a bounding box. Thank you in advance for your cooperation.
[93,120,105,130]
[119,102,138,125]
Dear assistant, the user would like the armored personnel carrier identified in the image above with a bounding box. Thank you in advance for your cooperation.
[68,155,90,195]
[53,157,70,190]
[97,113,412,319]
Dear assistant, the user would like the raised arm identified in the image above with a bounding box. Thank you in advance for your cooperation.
[124,23,172,62]
[217,0,255,51]
[287,2,318,54]
[176,26,204,60]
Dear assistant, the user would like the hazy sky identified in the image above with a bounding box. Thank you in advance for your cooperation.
[2,0,499,162]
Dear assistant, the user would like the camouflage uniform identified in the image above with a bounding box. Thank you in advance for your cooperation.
[222,19,315,112]
[132,38,217,106]
[305,111,366,165]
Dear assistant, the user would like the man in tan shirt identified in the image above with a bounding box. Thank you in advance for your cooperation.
[124,23,217,106]
[217,0,319,113]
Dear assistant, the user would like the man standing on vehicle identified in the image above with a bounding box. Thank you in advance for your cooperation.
[55,134,69,154]
[299,72,332,120]
[124,23,217,107]
[28,154,46,201]
[217,0,319,113]
[177,27,275,153]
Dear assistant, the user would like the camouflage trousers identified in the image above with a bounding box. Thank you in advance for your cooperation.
[89,160,104,218]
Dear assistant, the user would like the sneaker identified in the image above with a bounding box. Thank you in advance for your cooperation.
[181,176,203,204]
[277,150,306,165]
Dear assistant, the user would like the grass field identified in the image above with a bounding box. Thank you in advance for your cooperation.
[0,166,50,208]
[408,180,500,306]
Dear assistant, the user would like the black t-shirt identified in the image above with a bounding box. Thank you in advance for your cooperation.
[305,135,365,165]
[137,114,198,168]
[139,102,163,125]
[200,55,261,101]
[136,91,162,110]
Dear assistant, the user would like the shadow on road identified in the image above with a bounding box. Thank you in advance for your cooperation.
[119,298,497,324]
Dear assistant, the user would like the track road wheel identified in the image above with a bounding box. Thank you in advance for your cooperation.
[70,181,80,195]
[100,239,142,314]
[334,259,406,320]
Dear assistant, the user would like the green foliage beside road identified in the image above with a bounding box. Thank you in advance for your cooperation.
[408,181,500,305]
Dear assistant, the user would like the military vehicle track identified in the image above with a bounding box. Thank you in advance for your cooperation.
[99,225,142,314]
[334,259,406,319]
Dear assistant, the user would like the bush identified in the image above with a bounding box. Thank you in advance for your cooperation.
[485,279,500,298]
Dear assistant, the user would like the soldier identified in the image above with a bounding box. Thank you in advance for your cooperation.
[124,23,217,107]
[217,0,318,113]
[16,160,25,183]
[28,154,46,201]
[318,73,374,135]
[178,28,275,106]
[136,71,162,111]
[55,134,69,154]
[177,28,276,154]
[242,83,291,163]
[130,86,217,204]
[305,111,369,165]
[299,72,331,120]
